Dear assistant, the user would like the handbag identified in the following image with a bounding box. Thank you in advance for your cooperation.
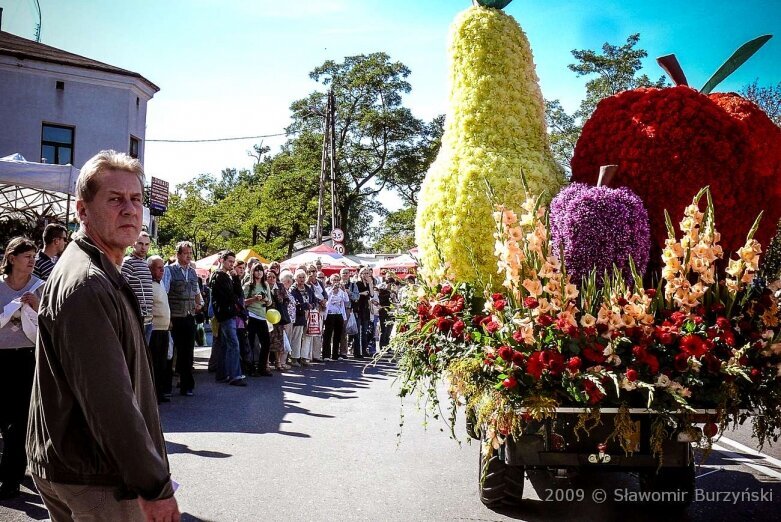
[306,309,322,335]
[345,312,359,336]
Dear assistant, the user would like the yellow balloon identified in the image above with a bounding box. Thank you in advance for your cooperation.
[266,308,281,325]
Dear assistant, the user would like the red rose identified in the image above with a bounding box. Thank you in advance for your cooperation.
[436,317,454,333]
[494,299,507,311]
[502,375,518,389]
[452,319,465,337]
[674,353,690,372]
[498,345,513,362]
[750,368,762,382]
[645,289,657,298]
[472,315,485,327]
[583,345,606,364]
[625,368,638,382]
[537,314,554,327]
[491,293,504,301]
[524,297,539,309]
[691,315,704,325]
[440,284,453,295]
[546,351,565,376]
[670,311,687,326]
[431,304,447,317]
[512,351,526,366]
[512,330,525,344]
[723,330,736,347]
[485,320,500,334]
[566,356,582,373]
[716,317,731,330]
[645,354,660,375]
[417,303,430,319]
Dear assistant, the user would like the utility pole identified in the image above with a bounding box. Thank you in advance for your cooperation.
[315,89,339,246]
[328,89,338,233]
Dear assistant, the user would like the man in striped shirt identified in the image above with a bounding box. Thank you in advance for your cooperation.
[121,231,154,341]
[33,223,68,281]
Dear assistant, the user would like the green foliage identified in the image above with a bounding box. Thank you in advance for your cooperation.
[288,52,433,249]
[372,206,416,253]
[546,34,667,172]
[741,79,781,126]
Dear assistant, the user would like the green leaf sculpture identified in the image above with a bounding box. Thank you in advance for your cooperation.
[474,0,514,9]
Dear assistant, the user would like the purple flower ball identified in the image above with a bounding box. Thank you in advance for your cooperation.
[549,183,651,285]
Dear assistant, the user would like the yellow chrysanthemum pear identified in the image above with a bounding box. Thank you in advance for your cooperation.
[416,2,565,286]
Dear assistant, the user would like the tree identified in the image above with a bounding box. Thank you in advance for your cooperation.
[287,52,430,250]
[381,114,444,207]
[546,34,667,172]
[741,79,781,126]
[371,206,416,253]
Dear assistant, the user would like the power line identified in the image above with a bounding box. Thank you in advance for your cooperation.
[146,132,287,143]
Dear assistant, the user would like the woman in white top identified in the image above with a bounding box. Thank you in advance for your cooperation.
[0,237,43,499]
[322,273,350,360]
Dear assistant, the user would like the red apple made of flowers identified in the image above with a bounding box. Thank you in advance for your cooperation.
[571,35,781,257]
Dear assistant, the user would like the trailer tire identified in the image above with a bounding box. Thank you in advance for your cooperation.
[639,462,695,509]
[478,444,525,507]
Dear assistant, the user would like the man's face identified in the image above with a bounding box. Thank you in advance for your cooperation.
[177,246,193,265]
[77,169,142,259]
[149,260,165,282]
[235,264,245,278]
[53,234,68,256]
[134,235,151,258]
[307,269,317,283]
[222,256,236,272]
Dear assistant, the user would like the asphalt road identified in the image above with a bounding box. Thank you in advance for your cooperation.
[2,344,780,521]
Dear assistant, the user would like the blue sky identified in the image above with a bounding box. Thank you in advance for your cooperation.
[3,0,779,210]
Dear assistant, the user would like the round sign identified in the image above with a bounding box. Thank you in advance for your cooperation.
[333,243,346,255]
[331,228,344,243]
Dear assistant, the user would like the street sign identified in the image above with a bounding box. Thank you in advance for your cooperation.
[333,243,346,255]
[149,177,169,215]
[331,228,344,243]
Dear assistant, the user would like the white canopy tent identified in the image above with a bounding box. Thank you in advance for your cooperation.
[0,154,79,224]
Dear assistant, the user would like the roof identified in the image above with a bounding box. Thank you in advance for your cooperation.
[0,30,159,92]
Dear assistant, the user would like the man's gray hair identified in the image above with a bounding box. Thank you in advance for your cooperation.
[147,255,164,267]
[76,150,144,203]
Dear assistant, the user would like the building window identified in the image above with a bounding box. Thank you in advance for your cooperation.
[41,123,74,165]
[130,136,140,158]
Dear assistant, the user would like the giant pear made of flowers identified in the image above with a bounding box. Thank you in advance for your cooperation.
[416,2,565,286]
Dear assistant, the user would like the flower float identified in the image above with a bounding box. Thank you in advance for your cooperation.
[391,187,781,456]
[416,0,565,287]
[570,36,781,257]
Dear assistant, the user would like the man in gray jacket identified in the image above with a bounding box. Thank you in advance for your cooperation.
[27,150,179,521]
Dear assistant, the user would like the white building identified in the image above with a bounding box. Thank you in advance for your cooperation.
[0,29,159,168]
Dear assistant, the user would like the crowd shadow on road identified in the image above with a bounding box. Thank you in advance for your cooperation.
[161,346,397,440]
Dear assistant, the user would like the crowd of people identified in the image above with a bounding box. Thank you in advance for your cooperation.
[0,149,412,519]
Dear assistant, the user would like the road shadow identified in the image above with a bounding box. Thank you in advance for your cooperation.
[0,476,48,521]
[482,453,781,521]
[160,346,397,439]
[166,441,232,459]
